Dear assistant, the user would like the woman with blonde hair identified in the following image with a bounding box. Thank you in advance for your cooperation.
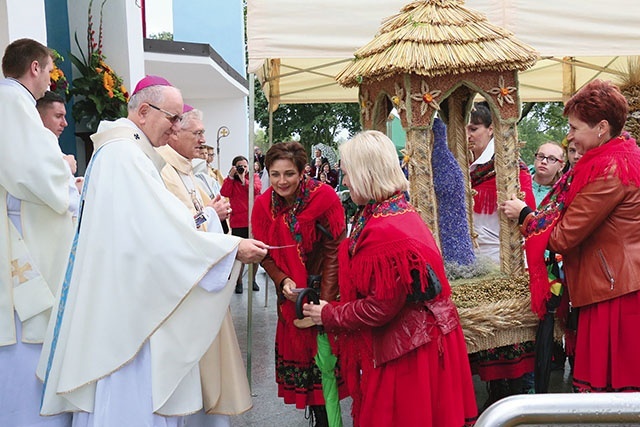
[304,130,477,426]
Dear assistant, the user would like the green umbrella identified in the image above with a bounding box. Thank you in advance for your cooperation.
[315,332,342,427]
[297,288,343,427]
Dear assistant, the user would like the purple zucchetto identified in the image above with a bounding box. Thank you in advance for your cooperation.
[131,75,173,96]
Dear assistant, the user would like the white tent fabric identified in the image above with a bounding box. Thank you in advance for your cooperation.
[247,0,640,104]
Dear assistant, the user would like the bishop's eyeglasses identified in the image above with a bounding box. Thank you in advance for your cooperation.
[147,103,182,124]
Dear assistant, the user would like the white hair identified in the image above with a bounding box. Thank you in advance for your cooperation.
[339,130,408,202]
[127,85,181,112]
[180,108,203,128]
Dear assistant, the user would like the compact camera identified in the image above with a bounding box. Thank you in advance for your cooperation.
[236,165,245,174]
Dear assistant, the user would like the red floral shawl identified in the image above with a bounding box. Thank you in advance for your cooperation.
[336,192,452,422]
[523,135,640,318]
[252,178,345,350]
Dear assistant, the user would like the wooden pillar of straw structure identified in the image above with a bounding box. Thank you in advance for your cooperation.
[492,118,525,275]
[407,127,439,244]
[446,92,476,248]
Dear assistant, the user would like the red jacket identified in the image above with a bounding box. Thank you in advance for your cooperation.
[321,194,462,367]
[322,292,460,367]
[549,176,640,307]
[220,173,261,229]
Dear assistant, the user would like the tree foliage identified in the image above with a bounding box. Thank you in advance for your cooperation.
[517,102,568,165]
[253,81,362,155]
[148,31,174,41]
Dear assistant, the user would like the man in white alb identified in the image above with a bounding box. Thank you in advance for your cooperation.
[158,105,252,427]
[0,38,76,427]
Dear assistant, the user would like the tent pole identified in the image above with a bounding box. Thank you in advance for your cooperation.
[562,56,576,102]
[247,73,256,390]
[264,106,273,308]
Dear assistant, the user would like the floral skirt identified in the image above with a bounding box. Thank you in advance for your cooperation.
[469,341,535,381]
[573,290,640,392]
[275,318,348,408]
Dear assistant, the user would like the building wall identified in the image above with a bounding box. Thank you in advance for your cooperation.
[44,0,75,155]
[66,0,145,94]
[191,96,249,173]
[2,1,248,172]
[0,0,47,49]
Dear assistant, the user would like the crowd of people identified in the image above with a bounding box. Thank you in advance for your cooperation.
[2,37,640,427]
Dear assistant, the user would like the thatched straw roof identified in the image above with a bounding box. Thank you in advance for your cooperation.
[336,0,538,87]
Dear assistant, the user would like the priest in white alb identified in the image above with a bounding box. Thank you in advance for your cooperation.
[0,38,76,427]
[37,76,268,426]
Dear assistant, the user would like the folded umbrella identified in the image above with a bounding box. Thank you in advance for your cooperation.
[296,288,343,427]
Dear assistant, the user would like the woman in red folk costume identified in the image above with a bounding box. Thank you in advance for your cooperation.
[252,141,347,426]
[502,79,640,393]
[467,102,537,406]
[303,131,477,427]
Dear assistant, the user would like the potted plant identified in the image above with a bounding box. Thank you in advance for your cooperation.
[68,0,129,133]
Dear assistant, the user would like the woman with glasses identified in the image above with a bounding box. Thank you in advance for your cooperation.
[531,142,565,205]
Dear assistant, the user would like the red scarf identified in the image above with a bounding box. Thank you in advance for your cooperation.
[524,134,640,318]
[337,193,452,423]
[471,158,533,214]
[252,178,345,352]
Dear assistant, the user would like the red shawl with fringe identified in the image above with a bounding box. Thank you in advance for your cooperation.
[524,134,640,319]
[471,158,536,214]
[336,192,452,423]
[252,177,345,353]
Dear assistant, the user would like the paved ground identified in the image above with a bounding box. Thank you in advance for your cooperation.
[228,269,573,426]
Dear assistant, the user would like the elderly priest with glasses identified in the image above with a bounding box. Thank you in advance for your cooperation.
[37,76,268,426]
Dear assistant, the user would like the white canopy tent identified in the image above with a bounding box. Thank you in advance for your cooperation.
[247,0,640,106]
[243,0,640,377]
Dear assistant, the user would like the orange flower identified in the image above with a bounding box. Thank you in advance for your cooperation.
[120,84,129,101]
[99,60,112,73]
[50,67,64,82]
[410,80,441,115]
[488,75,517,107]
[103,72,115,98]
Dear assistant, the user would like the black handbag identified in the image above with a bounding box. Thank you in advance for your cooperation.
[406,264,442,303]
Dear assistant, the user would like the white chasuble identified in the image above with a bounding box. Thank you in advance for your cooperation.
[38,119,242,423]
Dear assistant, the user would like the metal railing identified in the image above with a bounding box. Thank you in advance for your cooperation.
[475,393,640,426]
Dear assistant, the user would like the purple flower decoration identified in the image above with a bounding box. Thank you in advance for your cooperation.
[431,118,475,265]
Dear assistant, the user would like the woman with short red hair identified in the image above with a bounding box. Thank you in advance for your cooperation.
[504,79,640,393]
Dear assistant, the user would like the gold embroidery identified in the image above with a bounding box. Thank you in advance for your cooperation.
[11,259,32,284]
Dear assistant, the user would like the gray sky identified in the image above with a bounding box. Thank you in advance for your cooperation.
[146,0,173,35]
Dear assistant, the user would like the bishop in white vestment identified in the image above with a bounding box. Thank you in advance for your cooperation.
[158,106,253,427]
[37,77,267,426]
